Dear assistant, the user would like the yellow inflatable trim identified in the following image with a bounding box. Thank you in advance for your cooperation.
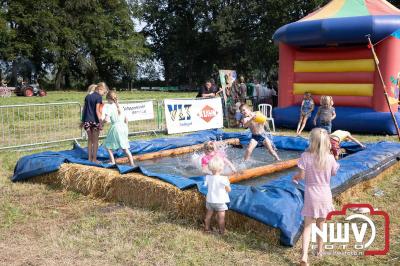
[293,83,373,96]
[294,59,375,72]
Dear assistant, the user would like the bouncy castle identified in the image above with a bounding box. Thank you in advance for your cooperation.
[273,0,400,134]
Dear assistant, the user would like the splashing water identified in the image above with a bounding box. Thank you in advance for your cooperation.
[134,146,302,185]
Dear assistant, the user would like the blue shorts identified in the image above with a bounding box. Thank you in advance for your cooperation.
[206,202,228,211]
[319,121,332,134]
[235,112,243,121]
[252,133,270,145]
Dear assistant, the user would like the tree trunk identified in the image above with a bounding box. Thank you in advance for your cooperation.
[55,67,64,90]
[65,72,71,89]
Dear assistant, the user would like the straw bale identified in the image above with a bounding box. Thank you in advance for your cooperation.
[334,161,400,205]
[32,163,280,244]
[33,160,398,245]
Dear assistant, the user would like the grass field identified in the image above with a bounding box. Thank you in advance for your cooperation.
[0,90,197,105]
[0,91,399,265]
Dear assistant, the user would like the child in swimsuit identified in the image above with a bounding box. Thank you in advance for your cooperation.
[329,130,366,160]
[201,141,236,174]
[296,92,314,135]
[239,104,280,161]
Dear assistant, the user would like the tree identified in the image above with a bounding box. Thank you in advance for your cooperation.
[0,0,149,89]
[141,0,327,86]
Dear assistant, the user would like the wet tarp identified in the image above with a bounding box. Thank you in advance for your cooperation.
[12,129,400,246]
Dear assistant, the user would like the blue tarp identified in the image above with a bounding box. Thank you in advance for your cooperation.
[12,129,400,246]
[274,106,400,135]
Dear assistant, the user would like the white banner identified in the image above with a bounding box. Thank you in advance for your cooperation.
[164,98,223,134]
[120,101,154,121]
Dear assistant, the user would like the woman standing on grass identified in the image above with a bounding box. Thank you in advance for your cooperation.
[81,82,107,163]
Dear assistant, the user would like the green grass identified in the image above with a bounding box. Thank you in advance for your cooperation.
[0,90,399,264]
[0,90,197,105]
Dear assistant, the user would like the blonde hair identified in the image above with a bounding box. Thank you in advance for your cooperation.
[320,95,333,107]
[96,82,109,93]
[204,141,216,154]
[239,103,252,112]
[106,90,121,115]
[208,156,224,173]
[87,84,97,94]
[308,128,331,169]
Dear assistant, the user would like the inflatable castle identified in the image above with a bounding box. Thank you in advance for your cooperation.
[273,0,400,134]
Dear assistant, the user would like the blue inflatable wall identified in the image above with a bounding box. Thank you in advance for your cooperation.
[274,106,400,135]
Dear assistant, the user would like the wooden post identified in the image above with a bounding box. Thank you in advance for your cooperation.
[229,158,298,183]
[115,138,240,163]
[367,35,400,141]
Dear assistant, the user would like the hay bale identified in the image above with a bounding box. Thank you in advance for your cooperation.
[334,161,400,205]
[33,160,399,246]
[33,164,280,244]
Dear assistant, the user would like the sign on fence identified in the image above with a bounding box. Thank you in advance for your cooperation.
[121,101,154,121]
[164,98,223,134]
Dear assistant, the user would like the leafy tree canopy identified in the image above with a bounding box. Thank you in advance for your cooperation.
[0,0,149,89]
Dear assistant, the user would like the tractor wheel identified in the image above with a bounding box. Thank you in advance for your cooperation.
[24,87,34,97]
[38,89,47,97]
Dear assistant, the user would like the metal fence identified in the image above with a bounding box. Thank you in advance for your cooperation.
[0,96,277,150]
[99,99,165,138]
[0,100,166,150]
[0,102,83,150]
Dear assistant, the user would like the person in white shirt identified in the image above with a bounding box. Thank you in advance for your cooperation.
[204,156,231,235]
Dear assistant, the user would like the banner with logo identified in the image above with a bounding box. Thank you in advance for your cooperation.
[102,101,154,121]
[120,101,154,121]
[164,98,223,134]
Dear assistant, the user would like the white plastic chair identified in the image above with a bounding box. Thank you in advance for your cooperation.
[258,104,275,132]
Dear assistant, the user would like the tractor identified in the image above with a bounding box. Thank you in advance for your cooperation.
[14,77,46,97]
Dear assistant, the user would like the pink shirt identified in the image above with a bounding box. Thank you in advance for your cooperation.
[298,152,339,186]
[298,152,340,218]
[201,151,225,167]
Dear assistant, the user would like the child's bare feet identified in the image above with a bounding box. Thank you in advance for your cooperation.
[203,228,211,234]
[219,229,227,235]
[299,260,309,266]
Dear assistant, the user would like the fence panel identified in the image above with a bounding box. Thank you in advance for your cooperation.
[0,102,82,150]
[100,100,165,137]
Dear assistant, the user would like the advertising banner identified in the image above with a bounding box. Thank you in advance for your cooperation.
[218,69,237,101]
[120,101,154,121]
[164,98,223,134]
